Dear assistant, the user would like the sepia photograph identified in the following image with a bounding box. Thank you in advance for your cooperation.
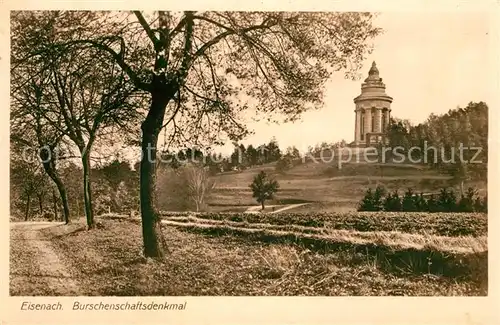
[8,8,492,300]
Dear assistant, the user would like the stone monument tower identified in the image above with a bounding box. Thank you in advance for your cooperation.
[353,61,393,147]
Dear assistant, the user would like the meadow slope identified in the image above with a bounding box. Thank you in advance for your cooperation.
[207,160,485,213]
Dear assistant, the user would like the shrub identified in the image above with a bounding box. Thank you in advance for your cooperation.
[414,192,428,211]
[383,190,402,212]
[426,194,439,212]
[402,188,418,212]
[358,186,487,213]
[481,195,488,213]
[373,186,386,211]
[458,187,476,212]
[437,188,458,212]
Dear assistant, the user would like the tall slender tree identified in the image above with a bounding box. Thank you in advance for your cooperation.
[11,68,72,224]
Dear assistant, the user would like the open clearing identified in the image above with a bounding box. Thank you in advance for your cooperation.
[10,214,487,296]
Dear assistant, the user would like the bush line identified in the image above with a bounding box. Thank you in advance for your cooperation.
[159,211,487,237]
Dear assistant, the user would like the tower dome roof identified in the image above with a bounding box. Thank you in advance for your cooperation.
[364,61,381,82]
[368,61,379,76]
[355,61,393,103]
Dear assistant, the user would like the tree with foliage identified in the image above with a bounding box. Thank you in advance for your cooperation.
[285,146,302,160]
[21,11,381,258]
[246,145,259,166]
[388,102,488,184]
[265,137,282,163]
[230,142,243,169]
[10,51,72,223]
[358,188,374,211]
[372,186,386,211]
[250,171,280,210]
[426,194,439,213]
[385,118,411,161]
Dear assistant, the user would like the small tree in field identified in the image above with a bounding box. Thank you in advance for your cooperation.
[250,171,279,210]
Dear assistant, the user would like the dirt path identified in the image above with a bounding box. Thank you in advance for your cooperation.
[10,222,81,296]
[270,203,309,213]
[244,203,310,214]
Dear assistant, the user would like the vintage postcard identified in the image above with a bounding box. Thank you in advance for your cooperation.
[1,0,499,324]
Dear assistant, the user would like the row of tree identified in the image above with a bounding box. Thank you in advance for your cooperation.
[159,138,288,173]
[358,186,487,213]
[385,102,488,186]
[10,157,140,222]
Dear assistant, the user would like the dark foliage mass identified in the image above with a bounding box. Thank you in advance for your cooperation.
[358,185,487,214]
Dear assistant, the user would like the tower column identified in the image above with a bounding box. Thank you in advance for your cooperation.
[374,108,382,133]
[384,109,390,128]
[383,109,390,145]
[364,107,371,143]
[354,109,361,145]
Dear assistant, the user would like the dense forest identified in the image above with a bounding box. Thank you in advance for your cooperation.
[386,101,488,186]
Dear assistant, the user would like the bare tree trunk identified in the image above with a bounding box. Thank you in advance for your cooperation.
[25,194,31,221]
[82,153,95,229]
[111,190,117,213]
[261,201,265,210]
[140,89,170,259]
[76,198,80,218]
[59,184,70,224]
[52,189,58,221]
[40,154,71,224]
[37,193,43,214]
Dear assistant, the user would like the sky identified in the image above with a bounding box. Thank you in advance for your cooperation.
[211,11,493,155]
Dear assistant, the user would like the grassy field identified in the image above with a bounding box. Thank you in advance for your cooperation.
[10,211,487,296]
[207,159,482,212]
